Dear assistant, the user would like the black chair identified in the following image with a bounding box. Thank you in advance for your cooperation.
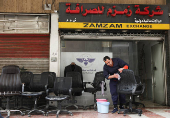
[0,65,24,118]
[17,71,34,110]
[83,71,107,110]
[125,76,145,108]
[45,77,73,118]
[21,72,53,117]
[65,72,84,110]
[117,69,144,116]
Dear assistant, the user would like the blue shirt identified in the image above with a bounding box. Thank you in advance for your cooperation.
[103,58,129,82]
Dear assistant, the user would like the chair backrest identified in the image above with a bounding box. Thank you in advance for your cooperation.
[20,71,33,91]
[93,71,106,89]
[40,72,56,88]
[135,75,141,84]
[29,72,56,92]
[20,71,33,86]
[54,77,72,95]
[117,69,136,94]
[0,65,22,93]
[66,72,82,88]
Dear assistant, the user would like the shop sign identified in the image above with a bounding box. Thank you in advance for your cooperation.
[59,3,169,30]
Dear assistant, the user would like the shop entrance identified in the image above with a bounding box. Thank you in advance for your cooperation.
[151,43,165,105]
[60,38,166,107]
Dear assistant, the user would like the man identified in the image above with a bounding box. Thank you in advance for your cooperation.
[103,56,129,113]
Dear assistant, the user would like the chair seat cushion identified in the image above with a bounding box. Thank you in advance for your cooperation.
[22,91,44,96]
[118,90,132,94]
[0,91,21,96]
[72,88,83,93]
[84,88,97,93]
[45,95,69,101]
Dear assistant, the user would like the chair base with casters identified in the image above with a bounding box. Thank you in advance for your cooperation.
[17,96,32,111]
[21,92,46,117]
[84,91,97,110]
[118,96,142,116]
[0,96,25,118]
[125,95,145,108]
[46,95,73,118]
[65,96,84,110]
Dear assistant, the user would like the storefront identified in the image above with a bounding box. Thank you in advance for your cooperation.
[0,14,50,74]
[58,3,170,106]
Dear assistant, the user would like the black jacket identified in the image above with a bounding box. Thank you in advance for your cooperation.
[64,64,83,80]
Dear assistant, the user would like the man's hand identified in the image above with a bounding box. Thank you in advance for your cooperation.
[113,74,119,78]
[108,74,119,79]
[118,68,124,73]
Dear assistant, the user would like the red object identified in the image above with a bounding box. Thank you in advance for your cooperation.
[0,34,50,58]
[96,99,107,103]
[123,65,129,69]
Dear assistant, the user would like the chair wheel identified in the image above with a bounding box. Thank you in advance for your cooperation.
[28,114,31,117]
[6,116,10,118]
[70,113,73,116]
[21,113,25,116]
[138,114,141,116]
[123,114,126,116]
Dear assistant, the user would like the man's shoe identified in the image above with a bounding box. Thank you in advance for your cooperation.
[119,106,124,109]
[112,107,118,113]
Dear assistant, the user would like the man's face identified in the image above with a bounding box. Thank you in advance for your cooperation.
[104,59,113,66]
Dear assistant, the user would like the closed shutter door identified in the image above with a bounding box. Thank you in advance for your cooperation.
[0,34,50,74]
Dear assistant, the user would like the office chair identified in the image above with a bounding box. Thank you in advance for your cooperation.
[125,76,145,108]
[117,69,144,116]
[65,72,84,110]
[0,65,24,118]
[83,71,106,110]
[46,77,73,118]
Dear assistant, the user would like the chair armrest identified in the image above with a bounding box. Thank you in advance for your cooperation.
[69,88,72,99]
[22,83,25,92]
[45,84,48,90]
[83,82,93,89]
[132,84,145,94]
[46,88,54,95]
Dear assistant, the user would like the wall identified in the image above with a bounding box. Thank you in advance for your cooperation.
[0,0,166,13]
[166,0,170,107]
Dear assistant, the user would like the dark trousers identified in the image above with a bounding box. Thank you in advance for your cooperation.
[110,81,126,106]
[0,113,3,118]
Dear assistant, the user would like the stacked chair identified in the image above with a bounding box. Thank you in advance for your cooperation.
[0,65,24,118]
[45,77,73,118]
[117,69,145,116]
[21,72,56,117]
[83,71,107,110]
[18,71,34,110]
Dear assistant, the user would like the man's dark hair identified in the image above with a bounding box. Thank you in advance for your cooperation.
[103,56,110,61]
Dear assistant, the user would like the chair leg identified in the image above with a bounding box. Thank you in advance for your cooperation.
[0,97,25,117]
[57,101,73,117]
[84,93,97,111]
[118,96,142,116]
[17,96,31,110]
[65,96,84,110]
[27,97,45,117]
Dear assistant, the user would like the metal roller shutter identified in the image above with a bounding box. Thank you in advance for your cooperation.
[0,34,50,74]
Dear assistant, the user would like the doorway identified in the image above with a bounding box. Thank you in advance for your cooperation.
[138,40,166,106]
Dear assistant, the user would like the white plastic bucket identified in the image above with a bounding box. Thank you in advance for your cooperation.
[96,102,101,112]
[100,102,110,113]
